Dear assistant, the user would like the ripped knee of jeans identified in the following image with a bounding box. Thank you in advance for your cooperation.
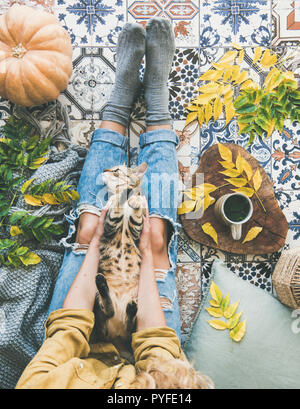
[61,204,102,253]
[160,295,174,312]
[154,268,168,283]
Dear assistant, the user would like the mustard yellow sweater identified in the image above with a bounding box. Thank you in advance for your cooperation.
[16,308,183,389]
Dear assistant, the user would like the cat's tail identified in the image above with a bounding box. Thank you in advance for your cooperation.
[128,356,214,389]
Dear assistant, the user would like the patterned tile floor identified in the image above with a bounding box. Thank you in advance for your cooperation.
[0,0,299,342]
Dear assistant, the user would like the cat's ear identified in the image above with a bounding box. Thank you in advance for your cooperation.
[135,162,148,178]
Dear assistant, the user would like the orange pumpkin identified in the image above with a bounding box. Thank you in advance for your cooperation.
[0,5,73,106]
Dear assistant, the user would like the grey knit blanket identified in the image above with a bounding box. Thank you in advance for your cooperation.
[0,102,87,389]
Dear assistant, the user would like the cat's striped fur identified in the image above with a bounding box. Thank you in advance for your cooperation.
[94,163,148,345]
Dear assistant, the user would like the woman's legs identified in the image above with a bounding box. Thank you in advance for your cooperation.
[137,19,181,340]
[48,23,145,314]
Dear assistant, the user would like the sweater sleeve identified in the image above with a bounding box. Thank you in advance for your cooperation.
[131,326,184,372]
[16,308,95,389]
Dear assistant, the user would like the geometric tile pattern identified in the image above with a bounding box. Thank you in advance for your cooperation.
[0,0,299,340]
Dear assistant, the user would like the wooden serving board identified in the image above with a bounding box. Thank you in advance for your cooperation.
[180,143,289,255]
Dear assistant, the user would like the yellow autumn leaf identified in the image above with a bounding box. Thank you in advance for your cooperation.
[19,251,41,266]
[240,79,259,90]
[236,152,243,173]
[237,49,245,65]
[210,281,223,304]
[185,111,198,126]
[206,307,223,318]
[218,50,238,64]
[207,320,228,330]
[10,225,22,237]
[231,187,255,197]
[219,160,235,169]
[42,193,61,205]
[195,93,218,105]
[221,293,230,311]
[198,69,224,82]
[220,168,242,177]
[225,177,248,187]
[242,226,263,244]
[186,105,199,112]
[198,107,205,126]
[227,312,243,330]
[198,82,220,94]
[20,178,35,194]
[214,96,223,121]
[202,222,218,244]
[24,195,43,206]
[223,67,232,82]
[224,300,240,319]
[230,320,246,342]
[225,101,236,124]
[204,103,213,123]
[223,88,234,100]
[252,46,262,64]
[266,119,275,138]
[32,157,48,166]
[231,66,241,82]
[194,199,204,213]
[217,143,232,162]
[241,157,253,180]
[204,194,215,210]
[231,42,242,50]
[252,169,262,191]
[260,49,277,69]
[264,67,279,88]
[209,299,221,308]
[177,200,196,215]
[235,70,249,85]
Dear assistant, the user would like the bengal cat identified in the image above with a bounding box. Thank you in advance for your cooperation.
[94,162,148,347]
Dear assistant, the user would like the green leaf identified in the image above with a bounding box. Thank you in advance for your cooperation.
[235,104,257,114]
[0,239,15,250]
[234,95,250,109]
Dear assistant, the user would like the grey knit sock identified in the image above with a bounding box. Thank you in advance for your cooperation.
[101,23,145,128]
[143,18,175,127]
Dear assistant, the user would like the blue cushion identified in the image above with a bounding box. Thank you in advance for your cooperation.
[184,259,300,389]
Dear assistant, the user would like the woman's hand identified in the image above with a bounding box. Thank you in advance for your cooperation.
[90,206,109,247]
[139,198,152,256]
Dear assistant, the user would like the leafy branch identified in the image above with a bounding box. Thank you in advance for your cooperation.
[0,115,79,268]
[206,281,246,351]
[185,45,300,145]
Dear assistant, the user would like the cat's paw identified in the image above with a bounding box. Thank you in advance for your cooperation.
[128,195,144,210]
[126,300,138,318]
[95,273,108,293]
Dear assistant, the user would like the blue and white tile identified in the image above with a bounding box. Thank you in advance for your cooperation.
[200,119,238,155]
[236,131,272,177]
[177,227,201,263]
[200,0,272,47]
[276,190,300,248]
[226,261,274,293]
[271,120,300,191]
[55,0,126,47]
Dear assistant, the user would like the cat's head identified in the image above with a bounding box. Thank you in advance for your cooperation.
[102,162,148,195]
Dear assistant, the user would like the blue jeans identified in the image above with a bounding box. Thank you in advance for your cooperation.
[48,128,181,341]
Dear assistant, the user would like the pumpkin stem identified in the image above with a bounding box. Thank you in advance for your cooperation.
[11,43,27,59]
